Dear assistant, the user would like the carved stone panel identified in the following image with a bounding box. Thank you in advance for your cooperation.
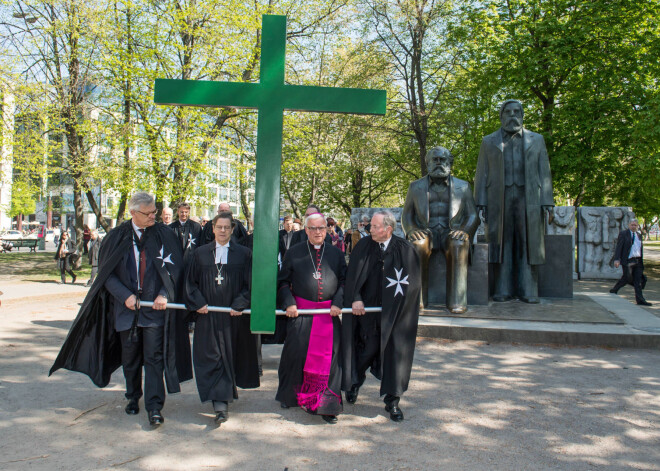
[577,206,634,279]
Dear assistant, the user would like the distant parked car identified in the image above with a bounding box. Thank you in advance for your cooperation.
[24,233,39,240]
[2,230,23,239]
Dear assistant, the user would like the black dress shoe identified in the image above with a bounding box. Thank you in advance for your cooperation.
[321,415,337,424]
[280,402,289,409]
[125,399,139,415]
[214,411,228,424]
[492,295,512,302]
[637,300,652,306]
[148,410,164,426]
[385,404,404,422]
[609,289,618,294]
[345,385,359,404]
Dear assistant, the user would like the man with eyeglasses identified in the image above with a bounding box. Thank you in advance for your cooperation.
[289,204,333,248]
[50,192,192,427]
[276,212,346,424]
[343,210,421,422]
[201,202,250,246]
[184,212,260,425]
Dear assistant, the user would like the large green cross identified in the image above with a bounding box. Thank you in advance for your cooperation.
[154,14,386,333]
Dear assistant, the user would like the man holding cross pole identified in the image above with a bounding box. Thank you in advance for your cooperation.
[184,212,260,425]
[275,212,346,424]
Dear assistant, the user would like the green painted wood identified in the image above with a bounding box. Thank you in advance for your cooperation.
[154,14,386,333]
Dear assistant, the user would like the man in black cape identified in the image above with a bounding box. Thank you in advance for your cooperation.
[184,212,260,425]
[49,192,192,426]
[342,210,421,422]
[276,212,346,424]
[169,202,203,257]
[201,202,249,246]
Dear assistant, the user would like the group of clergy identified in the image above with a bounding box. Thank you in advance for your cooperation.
[50,193,421,427]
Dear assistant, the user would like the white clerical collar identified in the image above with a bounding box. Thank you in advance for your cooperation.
[131,221,145,236]
[380,237,392,251]
[215,241,230,249]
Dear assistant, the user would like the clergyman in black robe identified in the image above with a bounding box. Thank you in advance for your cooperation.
[49,192,192,426]
[276,213,346,424]
[342,210,421,422]
[185,212,260,424]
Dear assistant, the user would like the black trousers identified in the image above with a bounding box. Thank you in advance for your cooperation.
[59,266,75,283]
[611,260,645,303]
[352,312,400,406]
[119,326,165,411]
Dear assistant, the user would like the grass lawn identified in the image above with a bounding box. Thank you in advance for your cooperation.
[0,251,92,282]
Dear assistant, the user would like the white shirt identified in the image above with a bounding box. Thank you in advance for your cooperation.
[379,237,392,251]
[215,241,230,264]
[628,231,642,258]
[131,221,144,286]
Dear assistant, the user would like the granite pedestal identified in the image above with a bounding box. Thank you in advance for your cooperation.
[428,243,489,306]
[538,234,573,298]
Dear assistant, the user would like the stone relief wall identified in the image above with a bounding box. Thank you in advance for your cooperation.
[577,206,634,279]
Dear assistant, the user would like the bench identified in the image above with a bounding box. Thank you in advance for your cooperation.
[1,239,39,252]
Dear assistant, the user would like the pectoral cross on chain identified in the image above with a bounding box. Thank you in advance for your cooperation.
[216,272,224,286]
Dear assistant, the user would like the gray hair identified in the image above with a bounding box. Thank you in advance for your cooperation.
[161,207,173,215]
[305,213,326,227]
[373,210,397,230]
[630,218,639,225]
[499,99,524,119]
[128,192,154,211]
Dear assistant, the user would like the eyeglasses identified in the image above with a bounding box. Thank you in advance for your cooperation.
[307,226,327,232]
[214,225,232,231]
[135,209,157,216]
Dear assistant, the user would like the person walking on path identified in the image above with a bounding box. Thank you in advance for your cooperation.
[610,218,651,306]
[54,232,77,284]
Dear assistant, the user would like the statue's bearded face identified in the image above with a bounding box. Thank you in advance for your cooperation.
[426,149,453,179]
[501,102,523,133]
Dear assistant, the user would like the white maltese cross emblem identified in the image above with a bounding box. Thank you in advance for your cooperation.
[157,246,174,268]
[386,268,409,297]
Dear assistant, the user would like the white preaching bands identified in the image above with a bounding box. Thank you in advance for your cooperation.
[137,300,381,315]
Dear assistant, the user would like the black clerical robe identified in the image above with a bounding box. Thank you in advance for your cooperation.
[275,241,346,415]
[185,242,259,403]
[342,235,421,397]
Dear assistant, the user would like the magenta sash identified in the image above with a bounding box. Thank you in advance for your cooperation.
[294,296,338,411]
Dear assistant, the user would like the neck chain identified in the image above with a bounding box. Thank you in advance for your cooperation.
[214,245,225,285]
[307,242,325,280]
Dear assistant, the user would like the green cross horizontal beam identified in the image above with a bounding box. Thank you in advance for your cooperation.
[154,14,386,333]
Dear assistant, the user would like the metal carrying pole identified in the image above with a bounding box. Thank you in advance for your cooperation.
[138,300,381,315]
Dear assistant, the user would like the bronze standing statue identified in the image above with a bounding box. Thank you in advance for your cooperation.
[402,147,479,313]
[474,100,554,303]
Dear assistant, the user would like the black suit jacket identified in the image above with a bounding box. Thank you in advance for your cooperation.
[614,229,644,268]
[105,235,168,331]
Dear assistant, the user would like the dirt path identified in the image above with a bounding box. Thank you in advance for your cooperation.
[1,293,659,470]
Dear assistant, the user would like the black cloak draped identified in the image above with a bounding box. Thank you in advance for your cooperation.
[342,235,421,397]
[184,242,259,402]
[49,221,193,393]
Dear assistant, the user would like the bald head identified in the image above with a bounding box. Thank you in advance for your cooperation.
[217,202,231,214]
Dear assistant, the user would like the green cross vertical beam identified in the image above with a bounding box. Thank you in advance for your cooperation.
[154,15,386,333]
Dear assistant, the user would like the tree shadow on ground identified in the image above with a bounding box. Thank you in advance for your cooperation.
[2,310,660,470]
